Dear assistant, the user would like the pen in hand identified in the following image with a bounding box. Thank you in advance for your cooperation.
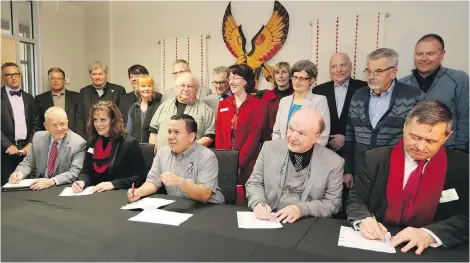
[73,180,83,191]
[372,213,386,242]
[131,183,135,197]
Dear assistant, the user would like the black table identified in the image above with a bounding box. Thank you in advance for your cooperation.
[2,186,468,261]
[295,217,469,262]
[1,186,322,261]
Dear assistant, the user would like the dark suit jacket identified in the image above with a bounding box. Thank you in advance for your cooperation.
[313,78,367,136]
[80,82,126,123]
[79,134,146,190]
[1,87,40,151]
[346,146,469,248]
[35,89,85,137]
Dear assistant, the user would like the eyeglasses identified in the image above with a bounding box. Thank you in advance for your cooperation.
[5,73,20,79]
[363,67,395,77]
[129,74,141,78]
[177,84,195,90]
[212,80,228,85]
[172,70,188,76]
[49,77,64,81]
[292,76,311,82]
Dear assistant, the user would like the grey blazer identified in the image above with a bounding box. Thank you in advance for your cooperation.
[15,130,86,184]
[246,139,344,217]
[272,91,331,146]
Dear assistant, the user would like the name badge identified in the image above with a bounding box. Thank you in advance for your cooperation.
[439,188,459,203]
[220,108,229,112]
[88,148,94,154]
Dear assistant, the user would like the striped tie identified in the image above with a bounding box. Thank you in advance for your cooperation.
[294,154,303,172]
[47,141,58,177]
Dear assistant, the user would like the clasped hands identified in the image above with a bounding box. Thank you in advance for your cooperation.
[253,202,301,224]
[359,216,437,255]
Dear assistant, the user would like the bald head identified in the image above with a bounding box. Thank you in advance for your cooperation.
[329,52,352,85]
[286,108,324,153]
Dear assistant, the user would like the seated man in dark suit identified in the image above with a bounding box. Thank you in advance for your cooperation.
[36,67,85,137]
[346,100,468,254]
[80,61,126,123]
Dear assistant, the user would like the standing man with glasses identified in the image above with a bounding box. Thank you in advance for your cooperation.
[1,62,40,185]
[36,67,85,137]
[149,72,215,152]
[343,48,424,191]
[161,59,212,102]
[202,66,232,115]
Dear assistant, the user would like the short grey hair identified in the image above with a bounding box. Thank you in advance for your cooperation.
[405,100,453,136]
[212,66,229,76]
[291,60,318,79]
[366,48,399,67]
[88,61,108,74]
[176,72,199,91]
[173,59,189,67]
[44,106,67,122]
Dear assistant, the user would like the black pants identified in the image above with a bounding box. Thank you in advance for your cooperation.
[2,153,25,185]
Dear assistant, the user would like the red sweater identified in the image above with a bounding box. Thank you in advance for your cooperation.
[215,95,266,184]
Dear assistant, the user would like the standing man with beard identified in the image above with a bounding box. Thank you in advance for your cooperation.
[343,48,424,191]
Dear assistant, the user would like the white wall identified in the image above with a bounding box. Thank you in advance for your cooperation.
[38,1,87,93]
[108,1,469,92]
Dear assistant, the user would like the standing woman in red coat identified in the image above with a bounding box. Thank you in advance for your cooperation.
[215,64,266,202]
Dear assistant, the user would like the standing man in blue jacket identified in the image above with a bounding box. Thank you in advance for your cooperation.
[400,34,469,153]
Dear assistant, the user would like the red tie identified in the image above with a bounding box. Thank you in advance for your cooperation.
[47,141,58,177]
[401,160,426,224]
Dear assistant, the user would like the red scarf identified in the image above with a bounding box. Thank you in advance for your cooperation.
[93,137,112,174]
[384,139,447,227]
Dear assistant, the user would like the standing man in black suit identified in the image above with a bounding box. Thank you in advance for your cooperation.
[1,62,40,184]
[80,61,125,124]
[35,67,85,137]
[119,64,162,124]
[313,52,367,156]
[346,101,468,253]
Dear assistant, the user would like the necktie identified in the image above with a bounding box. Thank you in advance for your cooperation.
[401,160,426,223]
[47,141,58,178]
[294,154,303,172]
[9,90,21,96]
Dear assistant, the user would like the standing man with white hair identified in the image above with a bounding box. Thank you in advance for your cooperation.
[80,61,126,125]
[343,48,424,191]
[149,72,215,151]
[8,106,86,190]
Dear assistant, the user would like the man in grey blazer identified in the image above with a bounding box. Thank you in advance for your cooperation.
[9,106,86,190]
[246,108,344,223]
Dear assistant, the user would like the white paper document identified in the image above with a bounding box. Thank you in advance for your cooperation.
[59,186,94,196]
[338,226,395,253]
[128,209,193,226]
[120,198,175,210]
[2,179,37,189]
[236,211,283,229]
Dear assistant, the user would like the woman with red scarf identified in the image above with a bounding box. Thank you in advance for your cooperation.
[215,64,266,203]
[72,101,146,193]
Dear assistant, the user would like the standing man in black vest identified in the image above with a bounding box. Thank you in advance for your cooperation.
[1,62,40,184]
[80,61,125,126]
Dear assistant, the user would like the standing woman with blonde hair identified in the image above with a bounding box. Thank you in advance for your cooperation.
[127,75,162,143]
[259,61,294,142]
[72,101,146,193]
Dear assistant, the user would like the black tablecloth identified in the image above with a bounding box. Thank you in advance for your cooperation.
[2,187,468,261]
[295,217,469,262]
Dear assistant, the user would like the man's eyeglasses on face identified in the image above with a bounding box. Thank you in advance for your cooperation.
[212,81,228,86]
[172,70,188,76]
[49,77,64,81]
[292,76,311,82]
[363,67,395,77]
[5,73,20,79]
[177,84,195,90]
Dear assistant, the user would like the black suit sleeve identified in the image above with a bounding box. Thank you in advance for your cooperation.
[110,139,146,189]
[1,131,14,150]
[78,153,93,187]
[28,102,41,144]
[76,101,86,137]
[34,96,46,131]
[346,149,376,225]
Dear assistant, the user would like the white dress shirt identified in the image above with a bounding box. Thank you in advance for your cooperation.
[334,80,349,117]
